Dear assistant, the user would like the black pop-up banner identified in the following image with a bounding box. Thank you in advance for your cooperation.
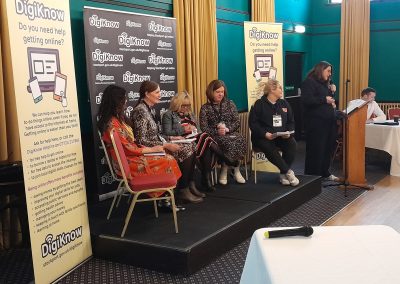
[83,7,177,195]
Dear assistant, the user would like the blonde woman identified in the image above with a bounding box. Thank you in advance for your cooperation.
[163,91,238,191]
[249,79,299,186]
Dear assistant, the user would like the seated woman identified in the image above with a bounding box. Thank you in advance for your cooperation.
[162,91,238,191]
[200,80,247,185]
[97,84,182,202]
[131,81,203,203]
[249,79,299,186]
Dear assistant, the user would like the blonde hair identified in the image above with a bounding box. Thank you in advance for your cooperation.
[262,79,280,97]
[169,91,193,112]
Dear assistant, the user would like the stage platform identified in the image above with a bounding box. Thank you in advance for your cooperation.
[89,173,321,274]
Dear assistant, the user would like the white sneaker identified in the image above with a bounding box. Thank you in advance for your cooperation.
[279,174,290,185]
[233,167,246,184]
[326,174,340,182]
[285,169,299,186]
[219,165,228,185]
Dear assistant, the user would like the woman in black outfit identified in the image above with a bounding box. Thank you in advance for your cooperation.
[249,79,299,186]
[301,61,339,181]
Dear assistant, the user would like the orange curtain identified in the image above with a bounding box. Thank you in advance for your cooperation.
[251,0,275,22]
[339,0,370,109]
[173,0,218,116]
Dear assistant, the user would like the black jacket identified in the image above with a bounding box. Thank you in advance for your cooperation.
[301,77,336,121]
[249,96,295,141]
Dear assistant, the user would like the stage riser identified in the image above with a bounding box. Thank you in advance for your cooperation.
[92,175,321,274]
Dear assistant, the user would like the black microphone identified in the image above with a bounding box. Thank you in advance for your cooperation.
[264,226,314,238]
[329,79,336,97]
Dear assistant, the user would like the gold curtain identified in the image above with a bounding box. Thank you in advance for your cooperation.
[0,1,22,250]
[339,0,370,109]
[173,0,218,115]
[251,0,275,22]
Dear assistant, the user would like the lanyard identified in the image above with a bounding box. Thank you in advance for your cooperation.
[211,102,223,123]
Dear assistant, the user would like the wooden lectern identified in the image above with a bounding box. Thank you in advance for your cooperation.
[343,101,372,188]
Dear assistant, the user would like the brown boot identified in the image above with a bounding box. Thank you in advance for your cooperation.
[178,187,203,203]
[189,181,206,198]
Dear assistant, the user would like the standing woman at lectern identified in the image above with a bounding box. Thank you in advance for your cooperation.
[301,61,339,181]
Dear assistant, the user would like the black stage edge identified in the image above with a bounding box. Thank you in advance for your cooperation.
[90,173,321,274]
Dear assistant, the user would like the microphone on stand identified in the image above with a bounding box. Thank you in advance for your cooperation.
[264,226,314,238]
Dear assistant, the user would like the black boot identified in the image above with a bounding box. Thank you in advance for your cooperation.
[189,181,206,198]
[177,187,203,203]
[210,143,239,167]
[202,172,216,192]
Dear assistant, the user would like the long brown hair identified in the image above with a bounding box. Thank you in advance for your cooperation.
[306,61,332,83]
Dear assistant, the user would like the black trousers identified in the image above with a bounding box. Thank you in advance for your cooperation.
[304,118,337,177]
[253,137,297,174]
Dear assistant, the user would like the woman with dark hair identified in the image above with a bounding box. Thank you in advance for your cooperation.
[162,91,238,192]
[301,61,339,180]
[97,84,181,200]
[249,79,299,186]
[131,81,203,203]
[199,80,247,185]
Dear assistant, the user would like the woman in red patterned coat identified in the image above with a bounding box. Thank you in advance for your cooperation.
[97,84,181,199]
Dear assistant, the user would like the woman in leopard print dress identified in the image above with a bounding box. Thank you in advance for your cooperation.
[199,80,247,185]
[131,81,203,203]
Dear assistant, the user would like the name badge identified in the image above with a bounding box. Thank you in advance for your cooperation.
[273,115,282,127]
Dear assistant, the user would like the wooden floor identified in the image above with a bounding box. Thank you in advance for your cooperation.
[324,175,400,232]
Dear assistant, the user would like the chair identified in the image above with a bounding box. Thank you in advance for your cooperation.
[387,108,400,120]
[249,129,265,184]
[98,130,126,220]
[249,129,283,184]
[109,128,178,237]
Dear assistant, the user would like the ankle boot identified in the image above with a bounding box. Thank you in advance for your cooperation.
[177,187,203,203]
[219,164,229,185]
[189,181,206,198]
[202,172,216,192]
[233,166,246,184]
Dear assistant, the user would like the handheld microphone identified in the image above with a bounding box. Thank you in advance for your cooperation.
[264,226,314,238]
[329,79,336,97]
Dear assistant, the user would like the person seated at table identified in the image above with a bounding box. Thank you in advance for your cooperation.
[97,84,182,202]
[162,91,239,192]
[200,80,247,185]
[131,81,203,203]
[347,87,386,123]
[249,79,299,186]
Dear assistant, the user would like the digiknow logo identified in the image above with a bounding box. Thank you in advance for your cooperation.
[41,226,83,258]
[89,15,120,29]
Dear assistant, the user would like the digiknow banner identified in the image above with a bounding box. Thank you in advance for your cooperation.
[2,0,92,283]
[244,22,283,172]
[83,7,177,196]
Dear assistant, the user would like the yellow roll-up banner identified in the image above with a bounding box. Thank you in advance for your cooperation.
[244,22,283,172]
[1,0,92,283]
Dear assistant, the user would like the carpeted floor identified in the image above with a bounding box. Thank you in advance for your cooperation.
[0,142,390,284]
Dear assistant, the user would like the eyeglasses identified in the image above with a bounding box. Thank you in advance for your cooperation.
[181,104,191,108]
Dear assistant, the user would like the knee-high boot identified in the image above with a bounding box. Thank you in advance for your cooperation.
[210,143,239,167]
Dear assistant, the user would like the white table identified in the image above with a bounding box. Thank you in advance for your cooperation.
[365,123,400,176]
[240,225,400,284]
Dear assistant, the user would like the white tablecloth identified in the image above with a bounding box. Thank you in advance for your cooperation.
[240,225,400,284]
[365,123,400,176]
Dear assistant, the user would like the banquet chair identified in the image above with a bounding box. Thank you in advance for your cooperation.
[98,130,127,220]
[387,108,400,120]
[109,128,179,237]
